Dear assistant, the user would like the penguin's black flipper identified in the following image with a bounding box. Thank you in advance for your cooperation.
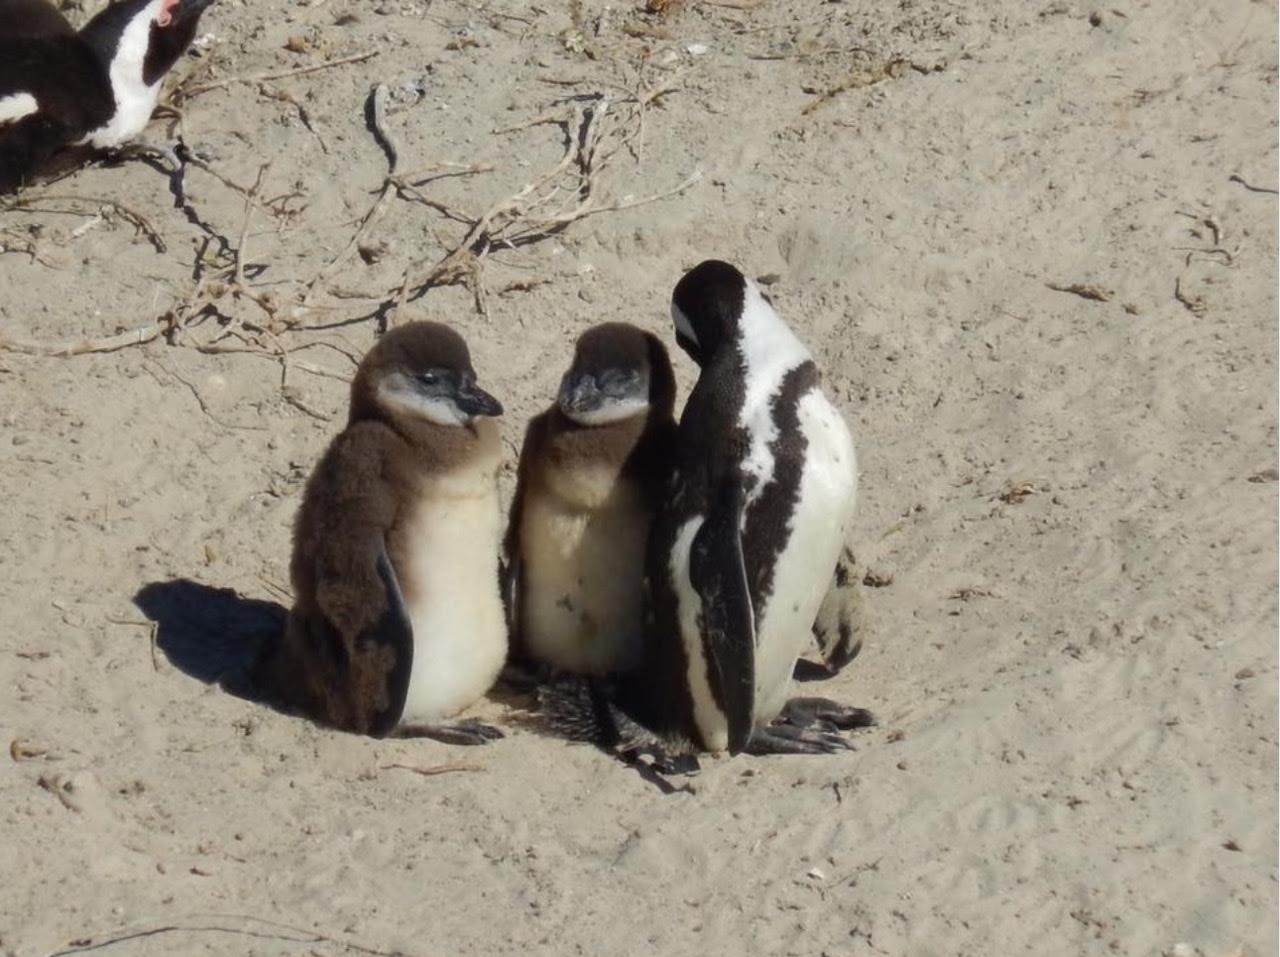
[362,543,415,736]
[689,478,756,755]
[270,540,414,738]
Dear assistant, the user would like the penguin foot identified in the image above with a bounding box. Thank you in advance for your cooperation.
[744,724,856,756]
[792,658,838,682]
[621,744,700,777]
[778,697,876,731]
[105,140,182,172]
[393,718,505,746]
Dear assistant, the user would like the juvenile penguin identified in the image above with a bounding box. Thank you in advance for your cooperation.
[503,323,677,677]
[0,0,215,192]
[257,321,509,744]
[544,261,873,759]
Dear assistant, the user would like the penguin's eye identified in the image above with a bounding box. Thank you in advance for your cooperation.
[417,371,440,386]
[600,369,641,395]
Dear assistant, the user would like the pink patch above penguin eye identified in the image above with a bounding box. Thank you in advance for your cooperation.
[156,0,179,26]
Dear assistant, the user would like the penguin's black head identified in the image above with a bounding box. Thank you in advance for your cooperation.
[670,259,762,367]
[81,0,216,87]
[351,321,503,428]
[557,322,676,427]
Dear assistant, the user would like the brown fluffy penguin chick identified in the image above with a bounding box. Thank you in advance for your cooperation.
[257,321,508,744]
[504,323,676,676]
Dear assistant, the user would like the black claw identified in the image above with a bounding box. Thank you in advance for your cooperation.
[395,720,504,745]
[745,724,857,756]
[792,658,838,682]
[455,719,505,741]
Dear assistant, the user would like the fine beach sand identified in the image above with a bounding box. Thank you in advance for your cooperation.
[1,1,1276,955]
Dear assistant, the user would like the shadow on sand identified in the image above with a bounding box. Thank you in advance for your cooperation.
[133,579,286,704]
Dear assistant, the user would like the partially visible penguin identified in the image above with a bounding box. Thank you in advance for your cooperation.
[503,323,677,677]
[543,261,874,759]
[255,321,509,744]
[798,545,867,681]
[1,0,216,193]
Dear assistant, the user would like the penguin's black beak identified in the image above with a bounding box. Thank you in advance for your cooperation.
[557,372,604,417]
[454,380,503,417]
[674,331,704,367]
[172,0,216,22]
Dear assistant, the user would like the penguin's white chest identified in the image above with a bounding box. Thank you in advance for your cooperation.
[520,474,650,674]
[752,391,858,720]
[0,92,39,125]
[79,2,165,148]
[391,479,507,723]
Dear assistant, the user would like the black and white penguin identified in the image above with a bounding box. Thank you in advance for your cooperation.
[503,323,677,677]
[255,321,510,745]
[543,261,873,760]
[0,0,214,192]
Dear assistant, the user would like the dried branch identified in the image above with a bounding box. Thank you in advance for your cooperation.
[178,50,380,100]
[387,98,700,320]
[45,913,414,957]
[0,321,166,357]
[2,194,165,252]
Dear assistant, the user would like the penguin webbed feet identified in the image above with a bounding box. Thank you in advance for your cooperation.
[778,696,876,732]
[101,138,216,209]
[618,745,700,795]
[744,724,854,756]
[792,658,840,682]
[620,743,700,777]
[392,718,505,746]
[743,697,876,755]
[102,139,183,173]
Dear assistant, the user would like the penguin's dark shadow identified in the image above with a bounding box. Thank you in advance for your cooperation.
[133,579,286,704]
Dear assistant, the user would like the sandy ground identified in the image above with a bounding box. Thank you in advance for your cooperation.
[1,1,1277,955]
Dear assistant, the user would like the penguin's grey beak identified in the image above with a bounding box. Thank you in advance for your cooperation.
[558,373,603,416]
[455,381,503,417]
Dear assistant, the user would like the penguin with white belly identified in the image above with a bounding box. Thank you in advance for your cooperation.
[255,321,509,745]
[503,323,677,678]
[543,261,874,759]
[1,0,216,192]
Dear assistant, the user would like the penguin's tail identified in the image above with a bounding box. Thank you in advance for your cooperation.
[536,676,629,746]
[537,677,700,775]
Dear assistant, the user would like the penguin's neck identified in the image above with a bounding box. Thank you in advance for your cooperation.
[732,285,811,418]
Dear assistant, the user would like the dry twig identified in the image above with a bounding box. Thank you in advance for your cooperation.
[381,762,484,777]
[46,913,414,957]
[2,194,166,252]
[386,96,700,321]
[178,50,380,100]
[0,322,167,357]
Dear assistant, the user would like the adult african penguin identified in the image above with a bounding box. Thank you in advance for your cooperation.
[503,323,677,677]
[543,260,874,760]
[254,321,509,745]
[0,0,214,193]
